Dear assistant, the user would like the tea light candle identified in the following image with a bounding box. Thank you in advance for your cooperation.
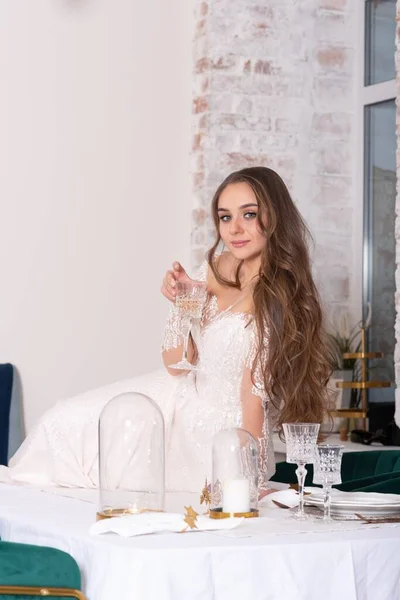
[223,477,250,513]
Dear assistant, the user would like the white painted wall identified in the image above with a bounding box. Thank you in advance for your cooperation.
[0,0,193,432]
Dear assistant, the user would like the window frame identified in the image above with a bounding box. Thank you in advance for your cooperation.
[355,0,396,324]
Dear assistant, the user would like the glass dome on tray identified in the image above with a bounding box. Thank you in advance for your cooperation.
[97,391,165,520]
[210,427,259,519]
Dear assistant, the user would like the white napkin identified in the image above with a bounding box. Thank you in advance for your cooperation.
[266,482,291,491]
[260,487,317,509]
[260,488,300,508]
[90,512,244,537]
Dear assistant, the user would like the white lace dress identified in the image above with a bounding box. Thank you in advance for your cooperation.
[2,262,276,493]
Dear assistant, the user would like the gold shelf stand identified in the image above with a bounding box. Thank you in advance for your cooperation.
[330,327,391,431]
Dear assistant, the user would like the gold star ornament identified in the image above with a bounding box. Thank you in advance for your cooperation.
[183,506,199,530]
[200,478,211,509]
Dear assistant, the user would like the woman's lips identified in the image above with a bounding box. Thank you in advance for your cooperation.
[231,240,250,248]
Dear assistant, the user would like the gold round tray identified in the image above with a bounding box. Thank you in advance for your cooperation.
[209,508,259,519]
[96,508,163,521]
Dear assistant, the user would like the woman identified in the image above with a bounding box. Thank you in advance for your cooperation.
[2,167,331,494]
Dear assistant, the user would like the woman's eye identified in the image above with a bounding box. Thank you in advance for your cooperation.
[244,212,257,219]
[219,215,231,222]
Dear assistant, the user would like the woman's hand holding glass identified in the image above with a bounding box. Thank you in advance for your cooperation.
[161,262,192,303]
[161,263,208,371]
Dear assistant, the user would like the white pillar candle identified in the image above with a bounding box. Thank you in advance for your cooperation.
[223,478,250,513]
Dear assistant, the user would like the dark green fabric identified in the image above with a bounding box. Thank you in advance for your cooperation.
[354,475,400,494]
[336,470,400,491]
[338,450,400,480]
[271,462,316,486]
[0,541,81,599]
[271,450,400,490]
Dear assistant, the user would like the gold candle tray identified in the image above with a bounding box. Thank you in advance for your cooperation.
[209,508,259,519]
[96,507,163,521]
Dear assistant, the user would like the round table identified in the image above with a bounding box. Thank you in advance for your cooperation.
[1,483,400,599]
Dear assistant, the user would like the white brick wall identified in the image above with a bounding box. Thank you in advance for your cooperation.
[192,0,356,322]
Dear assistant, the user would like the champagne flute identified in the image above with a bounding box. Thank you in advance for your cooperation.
[169,280,207,371]
[282,423,320,520]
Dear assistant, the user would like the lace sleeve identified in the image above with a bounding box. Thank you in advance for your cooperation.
[245,320,271,492]
[161,303,185,352]
[161,260,208,352]
[256,408,271,492]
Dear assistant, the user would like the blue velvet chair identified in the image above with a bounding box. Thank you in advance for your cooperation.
[0,364,13,466]
[0,364,24,465]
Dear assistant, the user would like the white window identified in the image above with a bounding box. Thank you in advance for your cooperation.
[362,0,396,401]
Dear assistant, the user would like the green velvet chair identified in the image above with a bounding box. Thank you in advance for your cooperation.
[0,541,85,599]
[336,469,400,491]
[354,475,400,494]
[271,450,400,492]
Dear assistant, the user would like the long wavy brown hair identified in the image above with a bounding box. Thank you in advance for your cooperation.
[208,166,332,429]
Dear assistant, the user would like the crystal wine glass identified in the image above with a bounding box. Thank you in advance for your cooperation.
[282,423,320,520]
[169,280,207,371]
[314,444,344,522]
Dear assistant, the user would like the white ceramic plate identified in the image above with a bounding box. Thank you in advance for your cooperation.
[306,491,400,517]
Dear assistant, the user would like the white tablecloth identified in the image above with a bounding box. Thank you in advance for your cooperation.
[1,483,400,600]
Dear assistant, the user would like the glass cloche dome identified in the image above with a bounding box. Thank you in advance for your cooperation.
[97,391,165,520]
[210,427,259,519]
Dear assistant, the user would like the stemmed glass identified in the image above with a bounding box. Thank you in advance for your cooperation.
[313,444,344,522]
[282,423,320,520]
[169,280,207,371]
